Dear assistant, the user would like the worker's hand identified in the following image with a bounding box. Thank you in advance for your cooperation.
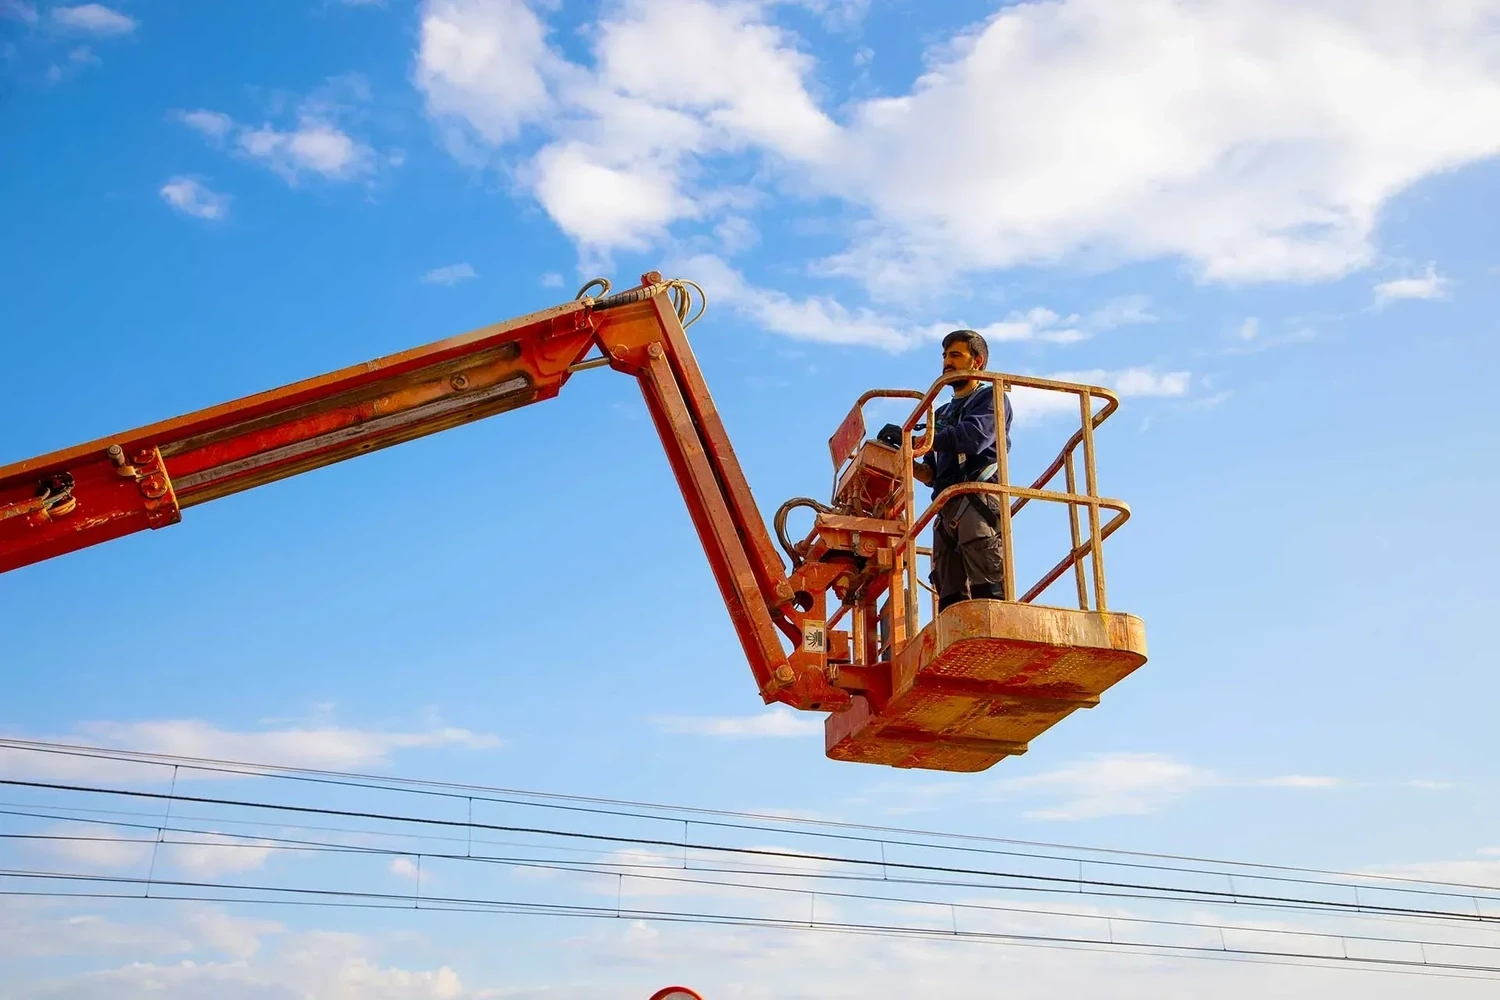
[912,462,933,485]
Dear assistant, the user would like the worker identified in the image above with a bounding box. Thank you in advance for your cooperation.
[912,329,1013,611]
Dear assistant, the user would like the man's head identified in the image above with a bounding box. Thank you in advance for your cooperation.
[941,329,988,394]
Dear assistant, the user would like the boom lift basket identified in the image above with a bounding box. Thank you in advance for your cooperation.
[803,375,1147,771]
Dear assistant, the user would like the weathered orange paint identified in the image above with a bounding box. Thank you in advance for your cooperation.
[826,600,1147,771]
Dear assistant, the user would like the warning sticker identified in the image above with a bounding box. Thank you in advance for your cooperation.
[802,621,827,654]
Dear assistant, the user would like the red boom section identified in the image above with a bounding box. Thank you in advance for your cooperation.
[0,297,596,572]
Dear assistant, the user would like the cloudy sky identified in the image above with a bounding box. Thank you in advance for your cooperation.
[3,0,1500,996]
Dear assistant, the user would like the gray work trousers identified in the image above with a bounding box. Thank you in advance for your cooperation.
[930,493,1006,605]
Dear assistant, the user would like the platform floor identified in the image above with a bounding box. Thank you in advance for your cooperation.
[825,600,1148,772]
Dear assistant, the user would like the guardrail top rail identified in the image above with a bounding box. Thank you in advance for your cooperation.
[839,370,1132,643]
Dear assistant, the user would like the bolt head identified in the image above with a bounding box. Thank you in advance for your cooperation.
[647,343,663,359]
[141,474,167,499]
[450,374,469,390]
[133,450,154,466]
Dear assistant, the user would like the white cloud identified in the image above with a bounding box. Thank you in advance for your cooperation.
[159,177,231,221]
[416,0,1500,305]
[0,899,278,962]
[1236,317,1259,341]
[390,857,421,880]
[886,751,1347,821]
[540,271,563,287]
[1009,367,1192,426]
[175,109,234,139]
[416,0,834,251]
[35,825,276,877]
[1366,853,1500,889]
[414,0,557,147]
[51,3,134,34]
[1406,779,1453,790]
[1,1,39,25]
[528,140,691,250]
[652,705,822,738]
[793,0,871,31]
[1373,263,1451,305]
[823,1,1500,291]
[237,120,373,182]
[79,717,501,765]
[675,252,1154,352]
[43,41,100,82]
[176,82,385,186]
[0,717,501,784]
[6,896,1496,1000]
[41,826,153,869]
[1,915,469,1000]
[680,252,914,350]
[714,216,759,254]
[986,752,1218,821]
[421,262,477,285]
[589,0,836,162]
[1255,775,1341,789]
[166,833,277,877]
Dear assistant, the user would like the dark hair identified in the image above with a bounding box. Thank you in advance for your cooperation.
[942,329,988,367]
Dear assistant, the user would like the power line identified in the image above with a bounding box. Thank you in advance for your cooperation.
[6,825,1500,963]
[1,737,1486,895]
[10,886,1498,985]
[6,740,1498,983]
[5,775,1495,925]
[4,775,1499,929]
[4,801,1486,936]
[4,869,1499,981]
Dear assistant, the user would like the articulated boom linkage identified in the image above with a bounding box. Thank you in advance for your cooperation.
[583,275,847,713]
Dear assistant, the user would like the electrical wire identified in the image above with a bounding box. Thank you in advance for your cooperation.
[6,825,1500,964]
[4,803,1487,937]
[2,738,1485,899]
[3,869,1498,981]
[3,776,1496,926]
[6,742,1499,982]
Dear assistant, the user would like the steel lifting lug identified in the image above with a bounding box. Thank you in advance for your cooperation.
[106,444,137,477]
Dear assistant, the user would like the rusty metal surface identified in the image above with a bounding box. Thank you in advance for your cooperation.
[828,402,866,470]
[594,295,830,709]
[825,600,1147,772]
[0,299,594,574]
[833,440,905,517]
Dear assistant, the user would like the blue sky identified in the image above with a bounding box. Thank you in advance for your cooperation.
[3,0,1500,995]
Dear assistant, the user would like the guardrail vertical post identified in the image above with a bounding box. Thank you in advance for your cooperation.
[993,375,1016,602]
[1078,389,1107,611]
[1065,451,1088,610]
[896,427,915,648]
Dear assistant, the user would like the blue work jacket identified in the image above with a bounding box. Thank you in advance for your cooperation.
[920,383,1012,499]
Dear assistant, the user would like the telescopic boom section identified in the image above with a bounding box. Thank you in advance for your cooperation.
[0,273,842,711]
